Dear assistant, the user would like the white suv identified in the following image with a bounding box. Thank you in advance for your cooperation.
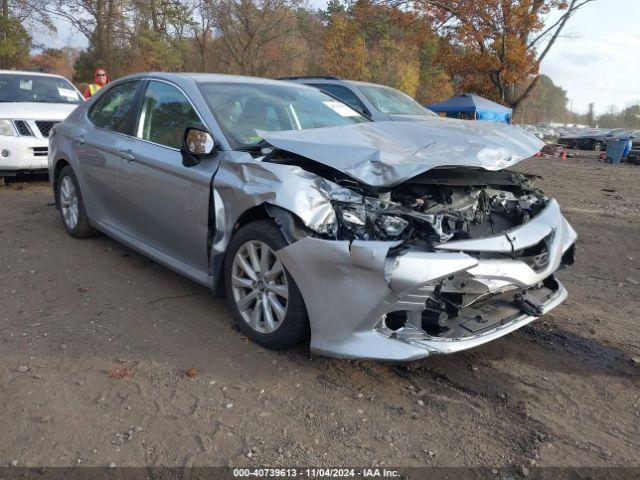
[0,70,83,179]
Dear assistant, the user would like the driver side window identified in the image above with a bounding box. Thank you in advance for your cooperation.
[89,81,140,134]
[135,81,205,149]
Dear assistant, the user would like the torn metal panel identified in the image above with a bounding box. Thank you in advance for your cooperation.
[258,118,544,187]
[274,237,474,359]
[274,233,571,360]
[208,151,355,277]
[434,199,561,253]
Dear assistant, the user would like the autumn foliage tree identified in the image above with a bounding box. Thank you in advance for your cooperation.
[515,74,570,124]
[29,47,78,78]
[319,0,453,103]
[3,0,596,124]
[409,0,595,111]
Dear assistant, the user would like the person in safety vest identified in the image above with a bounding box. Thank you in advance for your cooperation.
[83,68,109,99]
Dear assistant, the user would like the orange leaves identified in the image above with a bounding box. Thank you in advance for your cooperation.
[107,367,133,379]
[320,0,453,101]
[183,368,199,378]
[417,0,579,107]
[321,14,369,81]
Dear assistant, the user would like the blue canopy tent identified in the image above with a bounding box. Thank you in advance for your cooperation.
[427,94,513,123]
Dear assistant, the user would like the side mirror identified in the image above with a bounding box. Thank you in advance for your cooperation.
[181,127,215,167]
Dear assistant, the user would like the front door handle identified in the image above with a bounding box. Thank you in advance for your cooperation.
[74,135,86,145]
[118,149,135,161]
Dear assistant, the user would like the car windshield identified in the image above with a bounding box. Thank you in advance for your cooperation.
[612,130,636,138]
[357,85,436,116]
[0,73,82,104]
[199,82,368,148]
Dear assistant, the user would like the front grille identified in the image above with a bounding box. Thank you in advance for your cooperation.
[519,236,551,272]
[35,120,59,138]
[13,120,33,136]
[32,147,48,157]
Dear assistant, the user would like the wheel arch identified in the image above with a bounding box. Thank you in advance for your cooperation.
[210,202,309,294]
[52,158,71,205]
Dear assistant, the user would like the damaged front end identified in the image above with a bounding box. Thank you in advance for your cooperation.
[214,121,575,360]
[262,161,575,360]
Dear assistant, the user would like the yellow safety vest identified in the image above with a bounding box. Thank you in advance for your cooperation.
[88,83,102,96]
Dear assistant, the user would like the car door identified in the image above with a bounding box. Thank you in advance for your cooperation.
[74,80,142,228]
[117,79,215,277]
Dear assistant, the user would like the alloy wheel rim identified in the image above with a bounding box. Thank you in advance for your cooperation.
[231,240,289,334]
[60,176,79,230]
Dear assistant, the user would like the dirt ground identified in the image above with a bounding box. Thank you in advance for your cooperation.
[1,151,639,472]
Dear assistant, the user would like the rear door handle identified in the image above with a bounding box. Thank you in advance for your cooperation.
[118,149,135,161]
[74,135,86,144]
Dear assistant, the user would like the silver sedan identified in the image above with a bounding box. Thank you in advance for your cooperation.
[49,73,576,361]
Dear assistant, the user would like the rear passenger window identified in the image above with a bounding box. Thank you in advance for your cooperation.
[135,81,205,149]
[310,83,368,115]
[88,81,140,134]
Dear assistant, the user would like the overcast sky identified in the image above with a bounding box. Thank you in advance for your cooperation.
[37,0,638,115]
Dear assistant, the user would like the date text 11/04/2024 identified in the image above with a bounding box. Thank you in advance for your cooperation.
[232,468,401,477]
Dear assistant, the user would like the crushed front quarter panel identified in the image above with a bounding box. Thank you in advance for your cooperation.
[272,199,575,361]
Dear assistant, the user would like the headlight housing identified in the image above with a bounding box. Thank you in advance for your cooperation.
[0,119,17,137]
[333,199,410,240]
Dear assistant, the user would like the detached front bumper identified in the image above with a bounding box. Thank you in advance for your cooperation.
[276,199,576,361]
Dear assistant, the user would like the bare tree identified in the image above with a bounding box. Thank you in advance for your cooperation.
[3,0,53,28]
[208,0,304,76]
[191,0,215,71]
[49,0,128,69]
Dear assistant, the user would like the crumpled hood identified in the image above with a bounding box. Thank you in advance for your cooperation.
[258,117,544,187]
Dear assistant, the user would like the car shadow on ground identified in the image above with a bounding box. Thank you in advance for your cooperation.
[1,172,49,187]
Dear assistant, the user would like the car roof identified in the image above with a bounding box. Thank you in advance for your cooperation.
[116,72,315,88]
[293,77,392,89]
[0,69,73,80]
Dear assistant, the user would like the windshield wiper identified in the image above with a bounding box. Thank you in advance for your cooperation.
[236,139,272,153]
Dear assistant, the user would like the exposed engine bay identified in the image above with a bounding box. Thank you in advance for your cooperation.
[265,149,548,248]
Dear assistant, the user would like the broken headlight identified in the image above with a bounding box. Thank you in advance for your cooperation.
[340,206,366,226]
[333,200,409,240]
[376,215,409,237]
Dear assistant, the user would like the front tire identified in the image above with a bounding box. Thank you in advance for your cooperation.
[56,166,96,238]
[224,220,309,350]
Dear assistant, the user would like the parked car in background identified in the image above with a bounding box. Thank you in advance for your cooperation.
[49,72,575,361]
[558,128,639,151]
[610,129,639,142]
[279,76,438,121]
[0,70,83,178]
[627,147,640,165]
[518,125,542,139]
[530,125,556,139]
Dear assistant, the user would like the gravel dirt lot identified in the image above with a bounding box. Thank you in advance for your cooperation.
[1,151,639,471]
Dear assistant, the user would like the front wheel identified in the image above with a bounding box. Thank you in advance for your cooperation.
[593,142,604,151]
[56,166,96,238]
[224,220,309,350]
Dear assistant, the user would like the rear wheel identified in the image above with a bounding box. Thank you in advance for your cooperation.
[56,166,96,238]
[593,141,604,151]
[224,220,309,350]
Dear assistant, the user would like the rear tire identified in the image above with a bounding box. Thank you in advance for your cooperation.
[55,166,96,238]
[224,220,309,350]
